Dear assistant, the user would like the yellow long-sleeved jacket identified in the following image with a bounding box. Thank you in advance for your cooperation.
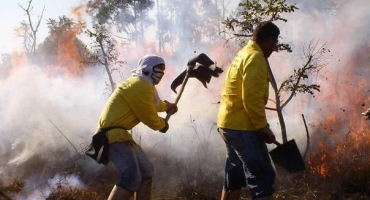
[217,40,269,131]
[97,76,168,144]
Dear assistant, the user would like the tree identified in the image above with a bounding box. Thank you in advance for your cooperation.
[157,0,224,53]
[223,0,329,143]
[17,0,44,55]
[86,0,155,45]
[84,25,126,92]
[36,16,91,75]
[86,0,228,54]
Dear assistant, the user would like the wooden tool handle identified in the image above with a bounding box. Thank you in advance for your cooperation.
[165,72,190,121]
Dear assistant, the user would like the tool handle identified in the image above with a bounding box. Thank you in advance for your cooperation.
[165,72,190,121]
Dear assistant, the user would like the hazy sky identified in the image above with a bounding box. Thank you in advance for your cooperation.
[0,0,241,55]
[0,0,86,54]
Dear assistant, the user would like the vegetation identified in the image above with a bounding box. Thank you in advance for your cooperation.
[85,25,126,92]
[17,0,44,55]
[1,0,369,200]
[86,0,155,45]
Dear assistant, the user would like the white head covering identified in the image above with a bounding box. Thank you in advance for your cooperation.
[131,54,165,106]
[131,54,165,85]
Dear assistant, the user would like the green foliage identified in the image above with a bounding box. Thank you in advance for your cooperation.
[223,0,297,50]
[86,0,155,41]
[35,16,92,71]
[46,16,84,35]
[157,0,224,53]
[224,0,298,33]
[279,41,330,98]
[85,25,125,67]
[84,25,126,92]
[281,68,321,96]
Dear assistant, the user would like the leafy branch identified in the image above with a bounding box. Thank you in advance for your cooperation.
[267,40,331,142]
[222,0,297,51]
[85,25,126,92]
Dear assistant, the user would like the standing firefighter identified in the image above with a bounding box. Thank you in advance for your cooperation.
[96,55,177,200]
[217,21,280,200]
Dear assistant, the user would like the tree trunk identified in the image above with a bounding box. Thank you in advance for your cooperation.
[267,60,288,143]
[98,39,115,92]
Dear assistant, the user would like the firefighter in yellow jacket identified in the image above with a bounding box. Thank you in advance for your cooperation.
[97,54,177,200]
[217,21,280,200]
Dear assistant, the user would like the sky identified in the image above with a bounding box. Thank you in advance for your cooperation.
[0,0,87,54]
[0,0,240,55]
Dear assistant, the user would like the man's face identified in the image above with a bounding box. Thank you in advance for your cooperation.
[265,36,279,58]
[152,64,165,85]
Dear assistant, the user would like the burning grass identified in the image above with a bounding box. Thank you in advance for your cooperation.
[2,123,370,200]
[1,148,370,200]
[1,116,370,200]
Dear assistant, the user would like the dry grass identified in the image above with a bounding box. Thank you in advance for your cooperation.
[2,159,370,200]
[2,126,370,200]
[46,188,105,200]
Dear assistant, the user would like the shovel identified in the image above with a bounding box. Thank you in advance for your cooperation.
[269,139,306,173]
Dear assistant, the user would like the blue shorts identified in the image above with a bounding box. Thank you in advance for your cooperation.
[109,142,154,192]
[219,128,276,199]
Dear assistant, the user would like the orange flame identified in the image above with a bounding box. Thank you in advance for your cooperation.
[71,4,86,24]
[306,43,370,178]
[55,27,86,76]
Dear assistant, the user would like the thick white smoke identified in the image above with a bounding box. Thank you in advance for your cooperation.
[1,0,369,198]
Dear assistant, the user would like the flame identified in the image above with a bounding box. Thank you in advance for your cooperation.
[71,4,86,24]
[5,12,89,78]
[54,26,86,76]
[305,39,370,178]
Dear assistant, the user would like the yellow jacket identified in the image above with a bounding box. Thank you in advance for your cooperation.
[97,76,168,144]
[217,40,269,131]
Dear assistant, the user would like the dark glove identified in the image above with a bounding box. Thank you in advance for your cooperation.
[159,119,169,133]
[164,100,178,115]
[259,125,276,144]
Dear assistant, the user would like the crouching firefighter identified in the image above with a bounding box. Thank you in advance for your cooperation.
[94,55,178,200]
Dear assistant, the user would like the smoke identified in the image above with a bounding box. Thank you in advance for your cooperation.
[19,174,84,200]
[1,0,370,197]
[0,64,107,183]
[268,0,370,162]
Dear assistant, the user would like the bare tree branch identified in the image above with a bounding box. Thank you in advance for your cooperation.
[18,0,44,54]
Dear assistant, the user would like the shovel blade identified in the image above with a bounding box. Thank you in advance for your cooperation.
[270,139,305,173]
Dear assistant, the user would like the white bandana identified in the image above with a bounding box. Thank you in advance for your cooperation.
[131,55,165,85]
[131,55,165,106]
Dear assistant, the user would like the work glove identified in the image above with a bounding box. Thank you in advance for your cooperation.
[362,108,370,120]
[159,118,169,133]
[259,125,276,144]
[164,100,178,115]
